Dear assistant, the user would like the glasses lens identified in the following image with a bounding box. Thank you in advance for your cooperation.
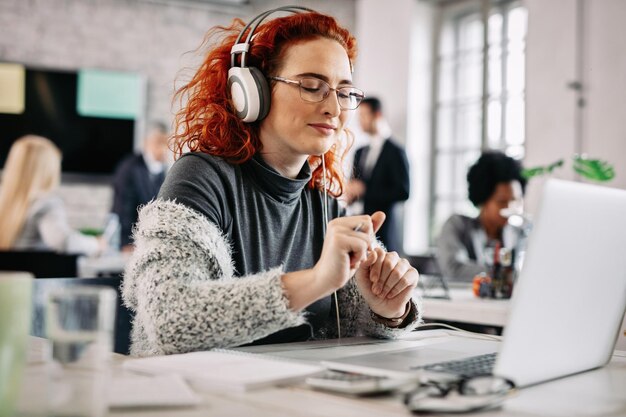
[405,382,448,402]
[299,78,328,103]
[461,376,514,396]
[337,88,365,110]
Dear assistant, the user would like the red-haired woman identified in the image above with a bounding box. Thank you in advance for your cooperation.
[122,8,421,356]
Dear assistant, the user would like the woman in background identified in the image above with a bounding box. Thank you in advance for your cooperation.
[437,151,527,282]
[0,135,102,255]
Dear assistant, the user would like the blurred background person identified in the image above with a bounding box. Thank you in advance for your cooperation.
[0,135,102,255]
[111,121,171,252]
[437,151,527,282]
[345,97,410,253]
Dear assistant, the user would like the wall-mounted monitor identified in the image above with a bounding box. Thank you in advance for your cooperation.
[0,64,144,178]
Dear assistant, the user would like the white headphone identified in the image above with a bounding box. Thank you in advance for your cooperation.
[228,6,314,123]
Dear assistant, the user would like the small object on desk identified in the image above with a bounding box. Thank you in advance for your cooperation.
[123,349,324,392]
[306,370,416,395]
[472,273,493,298]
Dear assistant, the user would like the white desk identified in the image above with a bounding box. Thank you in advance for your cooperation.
[420,287,510,328]
[77,252,129,277]
[18,332,626,417]
[419,287,626,351]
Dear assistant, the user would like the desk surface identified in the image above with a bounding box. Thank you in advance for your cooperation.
[420,286,510,327]
[19,332,626,417]
[420,287,626,351]
[77,252,129,277]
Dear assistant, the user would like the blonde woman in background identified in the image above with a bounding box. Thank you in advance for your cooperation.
[0,135,103,255]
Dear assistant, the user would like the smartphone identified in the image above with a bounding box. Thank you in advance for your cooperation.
[305,370,415,395]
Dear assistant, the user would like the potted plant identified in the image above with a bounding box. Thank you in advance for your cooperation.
[522,155,615,182]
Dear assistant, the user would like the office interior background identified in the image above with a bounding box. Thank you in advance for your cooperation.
[1,0,624,255]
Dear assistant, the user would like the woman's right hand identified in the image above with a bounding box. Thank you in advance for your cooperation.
[281,213,384,312]
[312,213,384,295]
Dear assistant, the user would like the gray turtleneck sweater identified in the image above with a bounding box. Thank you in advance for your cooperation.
[121,152,421,356]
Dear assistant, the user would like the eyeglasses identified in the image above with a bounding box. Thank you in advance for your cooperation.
[270,76,365,110]
[404,375,516,414]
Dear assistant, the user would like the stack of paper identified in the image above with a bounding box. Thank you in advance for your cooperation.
[123,350,324,392]
[108,375,201,409]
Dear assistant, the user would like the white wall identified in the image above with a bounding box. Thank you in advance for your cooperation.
[524,0,626,213]
[584,1,626,187]
[355,0,436,254]
[355,0,414,144]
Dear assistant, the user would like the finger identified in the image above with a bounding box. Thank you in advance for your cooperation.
[379,255,408,299]
[386,265,418,299]
[377,252,400,296]
[360,247,379,268]
[334,224,372,240]
[368,248,386,293]
[334,226,375,258]
[331,215,374,234]
[391,286,415,306]
[327,229,368,263]
[370,211,386,234]
[338,235,368,267]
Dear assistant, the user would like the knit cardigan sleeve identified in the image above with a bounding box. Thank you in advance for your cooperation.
[121,199,306,356]
[122,199,423,357]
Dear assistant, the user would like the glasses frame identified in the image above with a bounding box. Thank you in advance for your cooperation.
[403,375,517,414]
[269,76,365,110]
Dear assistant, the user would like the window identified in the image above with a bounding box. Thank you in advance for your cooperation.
[430,0,527,243]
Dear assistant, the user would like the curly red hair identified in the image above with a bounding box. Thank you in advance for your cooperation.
[172,11,357,197]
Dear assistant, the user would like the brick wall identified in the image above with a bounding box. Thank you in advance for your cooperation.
[0,0,355,228]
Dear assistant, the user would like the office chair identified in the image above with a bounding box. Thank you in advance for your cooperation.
[407,254,450,299]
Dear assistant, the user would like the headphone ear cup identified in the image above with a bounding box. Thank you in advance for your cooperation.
[227,66,270,123]
[249,67,270,121]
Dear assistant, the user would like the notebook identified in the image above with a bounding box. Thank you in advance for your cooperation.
[323,179,626,387]
[108,375,201,409]
[123,349,324,392]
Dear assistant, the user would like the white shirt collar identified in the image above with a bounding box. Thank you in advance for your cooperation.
[143,152,165,175]
[363,133,386,173]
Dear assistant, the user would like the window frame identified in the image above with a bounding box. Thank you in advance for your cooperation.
[428,0,527,246]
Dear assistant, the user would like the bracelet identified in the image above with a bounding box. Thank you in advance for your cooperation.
[370,302,412,328]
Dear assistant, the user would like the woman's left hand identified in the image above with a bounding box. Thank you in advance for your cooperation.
[355,247,419,319]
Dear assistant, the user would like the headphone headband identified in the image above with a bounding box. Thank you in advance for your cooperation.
[230,6,314,68]
[228,6,315,123]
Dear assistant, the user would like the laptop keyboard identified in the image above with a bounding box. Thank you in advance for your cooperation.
[416,352,498,378]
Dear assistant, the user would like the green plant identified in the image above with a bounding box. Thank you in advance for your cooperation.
[79,228,103,237]
[522,155,615,182]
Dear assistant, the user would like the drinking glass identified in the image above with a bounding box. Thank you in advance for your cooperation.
[46,286,116,417]
[0,272,33,417]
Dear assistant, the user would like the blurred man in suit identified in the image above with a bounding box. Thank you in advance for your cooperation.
[112,122,170,251]
[345,97,410,252]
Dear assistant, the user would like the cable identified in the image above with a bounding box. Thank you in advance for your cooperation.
[321,154,341,340]
[417,322,502,342]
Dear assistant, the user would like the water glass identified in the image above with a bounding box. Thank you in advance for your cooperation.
[0,272,33,417]
[46,286,117,417]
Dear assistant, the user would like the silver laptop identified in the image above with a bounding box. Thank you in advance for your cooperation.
[324,179,626,387]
